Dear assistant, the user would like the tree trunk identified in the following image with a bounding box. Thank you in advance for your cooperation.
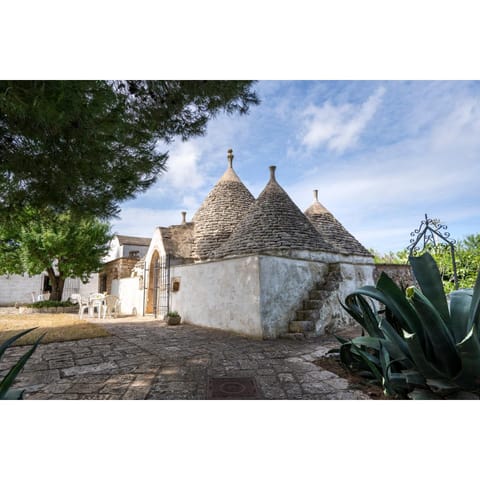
[47,267,65,302]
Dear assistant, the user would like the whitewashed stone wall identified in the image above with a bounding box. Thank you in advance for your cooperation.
[258,255,329,338]
[0,274,44,305]
[0,272,99,305]
[167,253,375,339]
[170,256,263,338]
[111,277,142,316]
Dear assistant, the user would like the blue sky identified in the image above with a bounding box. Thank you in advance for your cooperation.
[112,81,480,254]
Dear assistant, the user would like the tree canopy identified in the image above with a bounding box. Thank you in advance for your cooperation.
[0,208,112,301]
[0,80,259,218]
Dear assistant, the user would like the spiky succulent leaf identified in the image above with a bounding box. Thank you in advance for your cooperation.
[0,332,44,399]
[448,290,473,343]
[454,325,480,389]
[0,327,38,359]
[409,252,450,324]
[468,268,480,331]
[408,287,461,377]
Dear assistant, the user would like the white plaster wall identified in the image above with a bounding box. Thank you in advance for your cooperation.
[78,274,99,298]
[0,274,44,305]
[170,256,263,338]
[112,277,142,316]
[258,256,329,338]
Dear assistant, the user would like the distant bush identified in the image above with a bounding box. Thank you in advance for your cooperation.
[24,300,75,309]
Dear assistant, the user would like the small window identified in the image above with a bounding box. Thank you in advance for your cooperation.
[129,250,140,259]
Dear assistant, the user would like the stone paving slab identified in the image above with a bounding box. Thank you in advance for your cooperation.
[0,317,370,400]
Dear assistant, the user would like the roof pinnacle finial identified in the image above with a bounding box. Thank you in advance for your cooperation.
[227,149,234,168]
[313,189,319,202]
[181,211,187,224]
[269,165,277,181]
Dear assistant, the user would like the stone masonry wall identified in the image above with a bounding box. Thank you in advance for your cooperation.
[374,263,414,288]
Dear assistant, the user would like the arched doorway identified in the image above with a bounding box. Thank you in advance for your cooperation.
[146,250,160,314]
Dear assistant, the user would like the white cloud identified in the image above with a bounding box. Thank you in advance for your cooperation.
[111,208,184,237]
[163,141,206,190]
[300,86,385,152]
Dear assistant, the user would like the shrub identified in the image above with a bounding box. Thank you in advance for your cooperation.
[27,300,75,309]
[337,252,480,399]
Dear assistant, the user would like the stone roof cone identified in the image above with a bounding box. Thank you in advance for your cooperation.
[305,189,372,257]
[192,149,255,260]
[213,166,334,258]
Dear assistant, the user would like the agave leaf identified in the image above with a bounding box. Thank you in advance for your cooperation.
[445,391,480,400]
[409,252,450,324]
[340,296,382,338]
[409,288,461,377]
[0,327,38,359]
[379,343,396,396]
[426,378,458,393]
[448,290,473,343]
[350,343,383,386]
[0,333,45,399]
[454,325,480,389]
[2,389,25,400]
[408,388,441,400]
[379,318,412,366]
[404,331,446,381]
[469,268,480,331]
[350,336,382,350]
[350,294,384,338]
[353,278,424,341]
[401,369,427,388]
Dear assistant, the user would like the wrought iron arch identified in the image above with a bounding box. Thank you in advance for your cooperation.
[408,213,458,290]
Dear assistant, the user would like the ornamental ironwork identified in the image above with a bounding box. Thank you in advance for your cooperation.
[408,213,458,289]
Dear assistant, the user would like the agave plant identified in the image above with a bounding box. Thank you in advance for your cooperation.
[337,252,480,399]
[0,328,44,400]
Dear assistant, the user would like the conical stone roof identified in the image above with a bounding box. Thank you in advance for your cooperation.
[305,190,372,257]
[192,150,255,260]
[212,166,334,259]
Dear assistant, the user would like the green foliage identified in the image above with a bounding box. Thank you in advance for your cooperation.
[372,234,480,293]
[338,252,480,399]
[167,311,180,317]
[0,80,259,218]
[27,300,75,309]
[0,208,112,300]
[0,328,44,399]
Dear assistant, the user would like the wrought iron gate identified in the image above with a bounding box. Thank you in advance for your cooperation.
[142,254,171,318]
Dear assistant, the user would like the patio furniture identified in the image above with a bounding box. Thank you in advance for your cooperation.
[88,293,106,319]
[102,295,121,319]
[71,293,90,319]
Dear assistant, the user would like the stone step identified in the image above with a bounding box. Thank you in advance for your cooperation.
[303,299,322,310]
[309,290,331,301]
[296,310,320,322]
[289,320,315,333]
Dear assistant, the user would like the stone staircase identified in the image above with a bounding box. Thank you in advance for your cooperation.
[281,263,342,340]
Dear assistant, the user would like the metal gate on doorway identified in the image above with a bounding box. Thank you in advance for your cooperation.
[142,253,171,318]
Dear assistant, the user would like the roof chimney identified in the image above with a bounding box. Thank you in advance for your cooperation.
[313,189,319,202]
[269,165,276,181]
[227,148,234,169]
[181,211,187,224]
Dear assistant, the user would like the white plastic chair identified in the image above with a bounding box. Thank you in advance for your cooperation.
[89,293,106,319]
[71,294,90,319]
[102,295,120,319]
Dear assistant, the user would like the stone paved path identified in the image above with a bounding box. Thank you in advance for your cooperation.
[0,317,369,400]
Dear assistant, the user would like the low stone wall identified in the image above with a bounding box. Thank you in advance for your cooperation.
[0,306,79,315]
[374,263,414,287]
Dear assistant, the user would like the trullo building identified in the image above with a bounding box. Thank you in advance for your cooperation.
[111,149,375,339]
